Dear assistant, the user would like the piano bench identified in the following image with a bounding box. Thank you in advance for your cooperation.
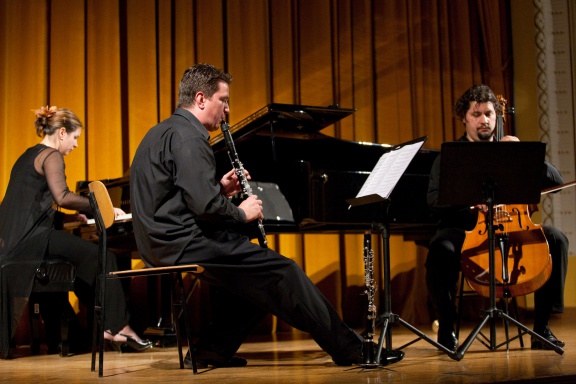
[29,258,76,357]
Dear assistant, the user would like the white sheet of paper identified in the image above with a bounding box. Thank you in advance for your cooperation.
[356,140,425,199]
[86,212,132,225]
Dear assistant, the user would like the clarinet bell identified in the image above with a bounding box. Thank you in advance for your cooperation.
[359,340,379,368]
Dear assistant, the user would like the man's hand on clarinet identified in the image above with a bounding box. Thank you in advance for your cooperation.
[239,195,264,222]
[220,168,251,198]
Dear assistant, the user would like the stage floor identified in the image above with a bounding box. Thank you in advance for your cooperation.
[2,312,575,383]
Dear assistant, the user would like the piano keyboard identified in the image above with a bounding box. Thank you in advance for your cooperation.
[63,213,132,229]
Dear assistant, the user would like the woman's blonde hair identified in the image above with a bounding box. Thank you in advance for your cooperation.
[33,105,82,137]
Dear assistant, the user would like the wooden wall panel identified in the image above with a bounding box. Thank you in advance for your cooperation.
[226,0,270,124]
[444,1,481,146]
[0,0,6,188]
[405,1,444,148]
[0,1,48,194]
[350,0,376,143]
[157,0,176,123]
[50,0,86,190]
[436,0,457,150]
[334,0,356,141]
[297,0,334,107]
[86,0,123,180]
[195,0,224,143]
[270,0,296,104]
[126,0,159,162]
[374,1,413,146]
[173,0,197,107]
[195,1,224,68]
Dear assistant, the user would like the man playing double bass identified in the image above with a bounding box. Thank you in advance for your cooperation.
[425,84,568,351]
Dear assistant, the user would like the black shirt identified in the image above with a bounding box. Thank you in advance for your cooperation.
[130,108,246,266]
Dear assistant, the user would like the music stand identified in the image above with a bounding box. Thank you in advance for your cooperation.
[348,137,457,367]
[438,141,564,360]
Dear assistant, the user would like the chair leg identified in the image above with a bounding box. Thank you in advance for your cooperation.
[98,281,106,377]
[502,297,511,347]
[170,274,184,368]
[455,273,465,339]
[28,298,41,355]
[174,273,198,374]
[91,296,99,372]
[91,274,106,377]
[511,297,524,347]
[59,307,70,357]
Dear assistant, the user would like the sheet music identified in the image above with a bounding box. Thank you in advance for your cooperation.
[355,139,426,200]
[85,212,132,225]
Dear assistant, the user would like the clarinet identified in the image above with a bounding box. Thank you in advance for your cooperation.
[361,232,378,367]
[220,121,268,248]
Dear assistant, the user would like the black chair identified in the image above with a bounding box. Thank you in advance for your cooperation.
[29,258,77,356]
[0,258,76,358]
[87,180,204,377]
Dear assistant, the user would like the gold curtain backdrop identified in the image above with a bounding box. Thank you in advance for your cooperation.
[0,0,512,329]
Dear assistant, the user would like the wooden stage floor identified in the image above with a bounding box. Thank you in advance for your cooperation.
[2,312,576,383]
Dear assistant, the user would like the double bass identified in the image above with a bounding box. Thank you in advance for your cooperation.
[460,96,552,299]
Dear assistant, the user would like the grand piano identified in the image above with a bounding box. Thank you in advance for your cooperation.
[77,103,439,244]
[74,103,440,339]
[211,103,439,239]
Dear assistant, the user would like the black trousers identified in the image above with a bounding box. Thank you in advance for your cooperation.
[174,229,362,361]
[425,225,568,331]
[46,230,130,333]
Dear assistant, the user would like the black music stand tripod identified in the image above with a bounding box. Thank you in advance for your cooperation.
[348,197,458,365]
[437,141,564,360]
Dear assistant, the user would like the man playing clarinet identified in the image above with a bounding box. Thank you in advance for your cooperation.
[130,63,404,369]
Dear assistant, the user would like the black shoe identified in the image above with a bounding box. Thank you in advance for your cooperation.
[334,342,404,367]
[106,334,153,353]
[184,349,247,369]
[531,326,565,350]
[437,327,458,351]
[380,349,405,366]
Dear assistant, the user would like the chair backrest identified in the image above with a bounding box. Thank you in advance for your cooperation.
[88,180,115,229]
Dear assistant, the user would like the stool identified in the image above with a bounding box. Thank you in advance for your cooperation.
[29,258,76,356]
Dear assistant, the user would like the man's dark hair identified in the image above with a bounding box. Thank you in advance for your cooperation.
[177,63,232,108]
[454,84,501,120]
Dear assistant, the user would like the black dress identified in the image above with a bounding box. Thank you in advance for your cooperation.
[0,144,129,358]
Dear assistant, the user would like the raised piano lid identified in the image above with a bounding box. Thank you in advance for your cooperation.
[210,103,356,150]
[210,103,439,234]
